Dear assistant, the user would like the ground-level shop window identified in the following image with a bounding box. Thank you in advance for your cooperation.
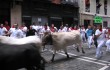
[103,21,108,27]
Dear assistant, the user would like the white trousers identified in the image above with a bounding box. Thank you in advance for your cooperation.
[96,40,106,57]
[88,36,93,48]
[81,34,86,43]
[106,40,110,51]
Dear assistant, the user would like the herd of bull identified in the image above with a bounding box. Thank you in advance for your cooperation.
[0,30,85,70]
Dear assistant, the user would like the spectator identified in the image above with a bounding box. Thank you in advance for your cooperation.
[8,23,23,38]
[4,21,10,31]
[0,23,8,36]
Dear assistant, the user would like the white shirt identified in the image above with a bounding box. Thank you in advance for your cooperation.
[63,27,69,32]
[95,29,106,42]
[58,29,66,32]
[85,29,89,33]
[31,25,36,30]
[9,28,23,39]
[31,25,38,30]
[0,27,7,36]
[79,28,86,35]
[22,26,28,37]
[38,25,43,34]
[9,28,15,33]
[42,28,51,33]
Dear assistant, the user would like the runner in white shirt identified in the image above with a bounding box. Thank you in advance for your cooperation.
[8,23,23,39]
[63,24,69,32]
[58,26,66,32]
[31,22,36,29]
[21,24,28,37]
[31,23,38,35]
[37,25,44,39]
[79,26,86,43]
[95,25,106,58]
[0,24,8,36]
[105,29,110,52]
[50,24,58,33]
[42,25,51,33]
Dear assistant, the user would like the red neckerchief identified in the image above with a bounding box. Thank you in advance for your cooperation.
[44,26,47,30]
[20,26,24,29]
[72,28,77,30]
[51,27,55,32]
[71,27,74,30]
[4,25,10,31]
[99,28,102,32]
[12,25,15,28]
[108,29,110,33]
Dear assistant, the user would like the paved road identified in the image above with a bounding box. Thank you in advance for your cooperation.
[41,43,110,70]
[18,43,110,70]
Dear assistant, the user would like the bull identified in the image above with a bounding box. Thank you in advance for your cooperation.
[42,30,85,62]
[0,43,45,70]
[0,36,42,52]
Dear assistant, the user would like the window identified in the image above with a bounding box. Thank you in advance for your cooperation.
[96,0,102,14]
[103,21,108,27]
[84,20,90,29]
[85,0,90,12]
[104,0,107,15]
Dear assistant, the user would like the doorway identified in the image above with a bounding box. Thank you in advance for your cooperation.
[84,20,90,29]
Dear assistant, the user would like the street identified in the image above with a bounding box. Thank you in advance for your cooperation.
[41,43,110,70]
[18,43,110,70]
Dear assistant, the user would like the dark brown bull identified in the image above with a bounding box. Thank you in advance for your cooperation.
[0,43,45,70]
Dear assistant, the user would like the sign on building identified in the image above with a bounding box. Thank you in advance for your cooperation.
[94,16,103,24]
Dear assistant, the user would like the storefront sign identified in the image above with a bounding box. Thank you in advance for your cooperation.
[38,18,41,22]
[94,16,102,23]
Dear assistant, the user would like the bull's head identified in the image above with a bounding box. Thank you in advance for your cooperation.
[42,32,53,46]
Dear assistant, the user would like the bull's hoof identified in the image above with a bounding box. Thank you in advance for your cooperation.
[51,59,54,62]
[67,55,70,58]
[66,53,70,58]
[76,47,80,52]
[82,50,85,54]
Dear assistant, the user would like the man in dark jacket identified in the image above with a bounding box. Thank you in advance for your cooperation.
[93,25,97,48]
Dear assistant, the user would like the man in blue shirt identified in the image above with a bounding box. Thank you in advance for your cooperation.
[86,25,94,48]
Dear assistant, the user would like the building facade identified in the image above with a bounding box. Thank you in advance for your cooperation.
[79,0,110,28]
[22,0,79,29]
[0,0,79,29]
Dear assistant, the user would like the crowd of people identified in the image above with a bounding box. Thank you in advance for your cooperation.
[0,21,110,59]
[0,21,78,39]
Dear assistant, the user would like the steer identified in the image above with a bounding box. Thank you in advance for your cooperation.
[42,30,85,62]
[0,43,45,70]
[0,36,42,52]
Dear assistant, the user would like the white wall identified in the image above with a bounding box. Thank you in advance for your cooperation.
[90,0,96,14]
[11,5,22,27]
[107,0,110,15]
[80,0,110,16]
[79,0,85,13]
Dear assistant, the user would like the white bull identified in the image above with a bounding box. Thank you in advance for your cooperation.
[0,36,42,51]
[42,30,85,62]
